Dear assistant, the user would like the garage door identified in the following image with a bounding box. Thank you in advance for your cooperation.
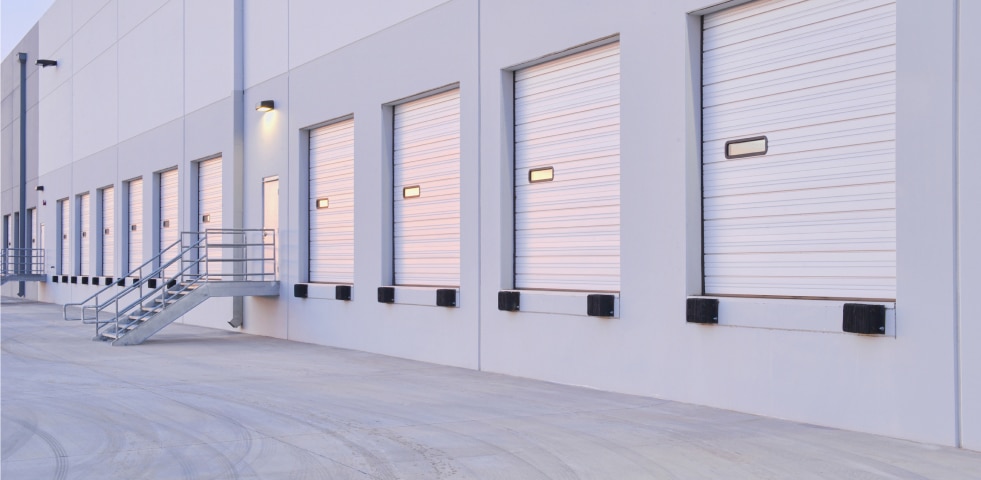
[702,0,896,300]
[198,157,222,267]
[309,119,354,284]
[128,178,143,275]
[393,89,460,287]
[79,192,91,276]
[514,41,621,292]
[59,199,69,274]
[101,187,114,276]
[159,169,179,277]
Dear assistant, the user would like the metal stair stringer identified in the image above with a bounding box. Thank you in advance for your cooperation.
[103,280,280,346]
[105,283,211,346]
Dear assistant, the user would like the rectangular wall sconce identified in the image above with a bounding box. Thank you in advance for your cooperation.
[82,231,87,238]
[162,220,170,228]
[104,228,110,235]
[316,198,329,209]
[725,136,767,159]
[131,225,138,231]
[201,214,211,223]
[255,100,274,112]
[529,166,554,183]
[402,186,421,199]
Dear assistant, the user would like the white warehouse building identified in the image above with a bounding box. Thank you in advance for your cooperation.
[2,0,979,450]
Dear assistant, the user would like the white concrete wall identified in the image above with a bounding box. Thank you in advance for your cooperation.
[4,0,976,449]
[241,0,480,368]
[958,0,980,451]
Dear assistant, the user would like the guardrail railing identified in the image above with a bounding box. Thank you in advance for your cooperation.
[1,247,45,277]
[62,229,276,339]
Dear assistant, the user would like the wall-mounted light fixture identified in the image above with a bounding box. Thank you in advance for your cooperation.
[35,59,58,68]
[529,166,554,183]
[402,186,421,198]
[255,100,274,112]
[316,198,329,209]
[35,186,44,191]
[725,136,767,159]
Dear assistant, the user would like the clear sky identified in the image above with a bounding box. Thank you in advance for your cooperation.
[1,0,56,59]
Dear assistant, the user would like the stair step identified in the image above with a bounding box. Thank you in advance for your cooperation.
[154,298,179,304]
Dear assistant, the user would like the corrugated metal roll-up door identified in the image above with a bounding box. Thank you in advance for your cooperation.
[159,169,179,277]
[198,157,222,268]
[393,89,461,287]
[514,41,621,292]
[702,0,896,300]
[127,178,143,275]
[101,187,114,276]
[79,193,91,275]
[59,199,70,274]
[309,119,354,284]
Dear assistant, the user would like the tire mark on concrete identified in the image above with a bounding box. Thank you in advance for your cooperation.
[5,416,69,480]
[156,386,396,480]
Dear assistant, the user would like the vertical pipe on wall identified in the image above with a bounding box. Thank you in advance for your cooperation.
[952,0,962,449]
[228,0,245,328]
[18,52,28,297]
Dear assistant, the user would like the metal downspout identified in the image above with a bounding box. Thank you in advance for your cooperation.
[18,53,28,297]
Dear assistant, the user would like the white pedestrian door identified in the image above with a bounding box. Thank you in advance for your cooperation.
[309,119,355,284]
[159,169,179,278]
[514,41,621,292]
[59,199,70,274]
[29,208,36,249]
[263,178,279,279]
[102,187,115,276]
[128,178,143,276]
[198,157,222,273]
[79,193,91,275]
[701,0,896,300]
[393,88,461,287]
[29,209,36,273]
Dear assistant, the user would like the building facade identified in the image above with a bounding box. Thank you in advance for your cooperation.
[2,0,978,449]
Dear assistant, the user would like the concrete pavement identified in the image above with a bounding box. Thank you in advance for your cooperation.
[3,298,980,479]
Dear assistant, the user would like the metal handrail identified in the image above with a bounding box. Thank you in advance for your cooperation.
[80,236,206,326]
[59,228,277,340]
[63,237,186,321]
[1,247,46,276]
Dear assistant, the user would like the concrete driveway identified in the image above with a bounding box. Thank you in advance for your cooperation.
[3,298,980,479]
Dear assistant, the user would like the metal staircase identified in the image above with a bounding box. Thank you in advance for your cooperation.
[0,247,46,285]
[63,229,279,345]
